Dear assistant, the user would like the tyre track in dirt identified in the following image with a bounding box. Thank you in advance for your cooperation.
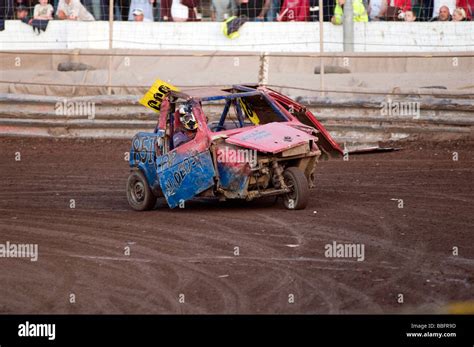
[0,137,472,313]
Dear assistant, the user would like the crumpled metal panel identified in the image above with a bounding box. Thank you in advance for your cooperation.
[225,122,315,154]
[158,150,216,208]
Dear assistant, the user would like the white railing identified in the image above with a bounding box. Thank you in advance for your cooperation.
[1,21,473,52]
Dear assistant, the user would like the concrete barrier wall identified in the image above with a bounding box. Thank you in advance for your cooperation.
[0,93,471,147]
[0,21,473,52]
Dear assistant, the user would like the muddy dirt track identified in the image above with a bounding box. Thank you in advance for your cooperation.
[0,137,472,314]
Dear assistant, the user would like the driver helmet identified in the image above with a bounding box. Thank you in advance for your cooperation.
[178,104,198,131]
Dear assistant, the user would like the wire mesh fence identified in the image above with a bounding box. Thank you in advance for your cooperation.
[0,0,472,22]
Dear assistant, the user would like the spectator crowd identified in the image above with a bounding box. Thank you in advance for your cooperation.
[1,0,472,22]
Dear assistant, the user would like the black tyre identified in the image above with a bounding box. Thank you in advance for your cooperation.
[282,167,309,210]
[126,170,157,211]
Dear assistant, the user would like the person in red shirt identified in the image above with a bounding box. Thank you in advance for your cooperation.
[276,0,309,21]
[393,0,411,12]
[456,0,473,19]
[380,0,411,14]
[181,0,200,21]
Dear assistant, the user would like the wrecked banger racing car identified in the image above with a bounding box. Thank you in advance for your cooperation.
[126,85,342,211]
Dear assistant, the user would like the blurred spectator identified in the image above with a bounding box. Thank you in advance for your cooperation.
[389,0,411,12]
[309,0,334,21]
[82,0,101,20]
[15,3,30,18]
[128,0,154,20]
[432,0,456,17]
[56,0,95,20]
[34,0,54,19]
[15,0,36,10]
[455,0,473,19]
[430,4,452,19]
[331,0,368,24]
[132,6,152,20]
[276,0,309,21]
[368,0,385,20]
[153,0,160,20]
[183,0,201,21]
[0,0,16,19]
[237,0,271,21]
[266,0,281,20]
[404,9,416,19]
[115,1,124,20]
[377,0,411,18]
[171,0,188,20]
[80,0,119,19]
[117,0,130,20]
[97,0,121,20]
[161,0,199,21]
[418,0,434,20]
[211,0,236,21]
[452,6,467,18]
[160,0,170,19]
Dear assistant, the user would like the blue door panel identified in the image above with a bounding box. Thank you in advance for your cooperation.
[158,150,216,208]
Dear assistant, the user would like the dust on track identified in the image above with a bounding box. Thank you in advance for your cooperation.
[0,137,472,314]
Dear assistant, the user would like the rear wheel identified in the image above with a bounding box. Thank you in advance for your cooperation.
[282,167,309,210]
[126,170,157,211]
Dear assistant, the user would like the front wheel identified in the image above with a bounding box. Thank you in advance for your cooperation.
[282,167,309,210]
[126,170,157,211]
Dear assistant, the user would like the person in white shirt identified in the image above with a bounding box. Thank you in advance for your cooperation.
[368,0,384,20]
[128,0,154,21]
[211,0,235,21]
[34,0,54,19]
[432,0,456,17]
[56,0,95,20]
[131,7,153,21]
